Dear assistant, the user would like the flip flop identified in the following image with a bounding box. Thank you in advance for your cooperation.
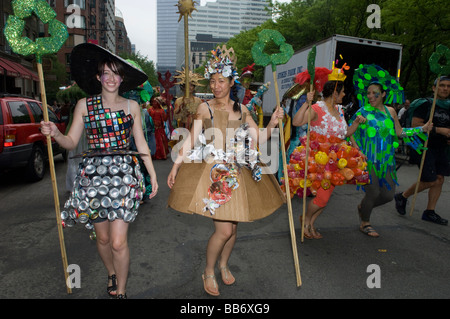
[202,274,220,296]
[219,266,235,285]
[360,224,379,238]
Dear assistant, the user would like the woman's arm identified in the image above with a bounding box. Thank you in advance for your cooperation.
[130,100,159,198]
[292,92,316,127]
[40,98,86,151]
[167,102,210,188]
[346,115,366,137]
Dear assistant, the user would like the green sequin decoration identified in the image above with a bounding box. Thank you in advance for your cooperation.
[251,29,294,71]
[429,44,450,76]
[4,0,68,63]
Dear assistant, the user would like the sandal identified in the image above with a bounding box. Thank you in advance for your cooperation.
[202,273,220,296]
[116,293,127,299]
[219,266,235,285]
[360,225,379,238]
[107,274,117,297]
[311,227,323,239]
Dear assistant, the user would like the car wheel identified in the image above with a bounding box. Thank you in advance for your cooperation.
[27,145,46,182]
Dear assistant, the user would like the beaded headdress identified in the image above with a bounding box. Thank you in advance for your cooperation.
[204,45,239,81]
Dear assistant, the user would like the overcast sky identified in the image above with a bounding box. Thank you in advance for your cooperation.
[114,0,291,64]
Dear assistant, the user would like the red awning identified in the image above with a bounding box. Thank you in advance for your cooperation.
[0,58,20,77]
[0,58,39,81]
[11,61,39,81]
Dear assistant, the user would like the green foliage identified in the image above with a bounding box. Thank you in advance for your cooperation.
[119,51,159,87]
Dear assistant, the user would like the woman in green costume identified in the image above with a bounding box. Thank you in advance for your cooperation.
[350,82,432,237]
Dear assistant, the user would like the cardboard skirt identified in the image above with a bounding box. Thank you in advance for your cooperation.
[168,161,286,222]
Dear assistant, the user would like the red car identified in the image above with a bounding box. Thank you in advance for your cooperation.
[0,94,67,182]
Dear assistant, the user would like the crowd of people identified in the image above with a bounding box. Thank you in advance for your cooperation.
[40,42,449,298]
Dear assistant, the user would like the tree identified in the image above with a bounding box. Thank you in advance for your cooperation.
[119,51,159,87]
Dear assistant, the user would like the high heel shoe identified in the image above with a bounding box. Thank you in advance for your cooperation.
[107,274,117,297]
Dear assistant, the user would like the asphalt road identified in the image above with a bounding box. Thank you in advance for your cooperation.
[0,154,449,303]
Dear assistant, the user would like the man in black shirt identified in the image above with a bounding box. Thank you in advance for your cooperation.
[395,76,450,225]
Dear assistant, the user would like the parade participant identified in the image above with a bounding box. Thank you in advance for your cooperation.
[149,96,169,160]
[278,67,331,182]
[239,63,256,105]
[167,47,285,296]
[394,76,450,225]
[350,82,433,237]
[173,68,204,130]
[289,68,366,239]
[40,43,158,298]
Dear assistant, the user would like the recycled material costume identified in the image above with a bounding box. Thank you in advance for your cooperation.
[168,105,285,222]
[60,43,149,229]
[285,68,370,199]
[351,65,428,189]
[168,48,285,222]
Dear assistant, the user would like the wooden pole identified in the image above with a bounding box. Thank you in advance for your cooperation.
[409,77,440,216]
[184,13,190,99]
[37,63,72,294]
[301,83,314,242]
[273,70,302,287]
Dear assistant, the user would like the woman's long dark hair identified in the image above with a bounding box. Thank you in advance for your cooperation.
[230,80,241,113]
[322,80,345,98]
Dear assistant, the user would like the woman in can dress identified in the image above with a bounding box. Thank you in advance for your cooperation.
[167,47,285,296]
[40,43,158,298]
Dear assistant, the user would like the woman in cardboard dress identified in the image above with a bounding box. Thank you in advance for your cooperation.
[167,48,285,296]
[40,43,158,298]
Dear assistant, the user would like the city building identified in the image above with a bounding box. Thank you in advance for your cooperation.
[156,0,179,77]
[157,0,270,81]
[181,0,270,69]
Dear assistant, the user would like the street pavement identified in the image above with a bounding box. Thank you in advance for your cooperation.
[0,154,449,301]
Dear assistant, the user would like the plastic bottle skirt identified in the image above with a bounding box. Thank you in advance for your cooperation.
[61,154,145,229]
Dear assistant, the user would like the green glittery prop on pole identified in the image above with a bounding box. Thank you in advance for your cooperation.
[353,64,405,108]
[251,29,294,71]
[429,44,450,75]
[4,0,68,63]
[3,0,71,294]
[252,29,302,287]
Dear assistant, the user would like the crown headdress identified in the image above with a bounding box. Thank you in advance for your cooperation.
[204,45,239,81]
[328,63,349,82]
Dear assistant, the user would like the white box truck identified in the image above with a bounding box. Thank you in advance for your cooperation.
[262,34,403,115]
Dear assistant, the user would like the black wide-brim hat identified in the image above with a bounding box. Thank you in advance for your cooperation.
[70,43,148,95]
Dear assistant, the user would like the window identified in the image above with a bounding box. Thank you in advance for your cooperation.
[28,102,44,123]
[64,0,86,10]
[8,102,31,124]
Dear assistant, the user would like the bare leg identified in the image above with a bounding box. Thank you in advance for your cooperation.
[402,175,444,211]
[94,221,116,295]
[109,220,130,296]
[203,220,237,294]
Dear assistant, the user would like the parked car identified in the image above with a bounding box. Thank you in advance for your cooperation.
[0,94,67,182]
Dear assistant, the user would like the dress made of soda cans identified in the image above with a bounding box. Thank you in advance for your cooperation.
[61,96,145,229]
[168,104,285,222]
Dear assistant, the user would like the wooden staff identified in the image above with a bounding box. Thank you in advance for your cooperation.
[184,12,190,99]
[301,82,314,242]
[37,63,71,294]
[409,77,440,216]
[273,71,302,287]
